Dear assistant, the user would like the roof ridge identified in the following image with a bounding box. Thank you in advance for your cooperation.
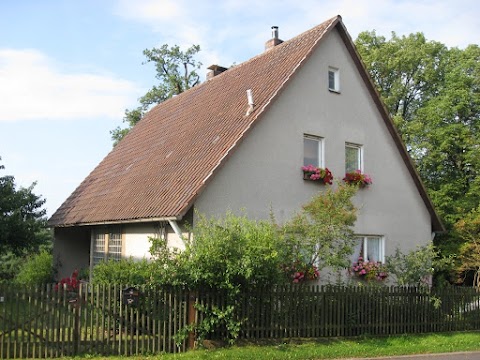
[216,15,341,78]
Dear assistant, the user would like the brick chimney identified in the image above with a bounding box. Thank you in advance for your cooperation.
[265,26,283,51]
[206,64,228,80]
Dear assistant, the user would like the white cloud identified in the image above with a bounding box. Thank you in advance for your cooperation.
[0,49,141,122]
[114,0,182,27]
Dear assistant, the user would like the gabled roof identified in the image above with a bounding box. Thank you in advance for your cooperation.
[48,15,444,232]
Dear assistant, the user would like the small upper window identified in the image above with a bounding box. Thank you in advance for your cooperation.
[345,143,362,173]
[304,135,324,168]
[328,67,340,92]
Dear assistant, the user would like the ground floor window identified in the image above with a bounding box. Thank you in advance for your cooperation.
[351,235,385,263]
[91,227,123,267]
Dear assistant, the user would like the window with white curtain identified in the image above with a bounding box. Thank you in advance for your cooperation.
[351,235,385,264]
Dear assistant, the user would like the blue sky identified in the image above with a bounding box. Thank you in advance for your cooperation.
[1,0,479,217]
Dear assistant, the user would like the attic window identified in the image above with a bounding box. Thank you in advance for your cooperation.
[328,67,340,93]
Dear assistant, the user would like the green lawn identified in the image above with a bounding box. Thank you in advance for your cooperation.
[66,332,480,359]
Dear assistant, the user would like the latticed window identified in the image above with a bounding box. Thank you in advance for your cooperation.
[92,232,106,267]
[108,231,122,261]
[91,228,123,268]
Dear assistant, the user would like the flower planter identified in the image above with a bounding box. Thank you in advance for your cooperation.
[343,170,372,187]
[301,165,333,185]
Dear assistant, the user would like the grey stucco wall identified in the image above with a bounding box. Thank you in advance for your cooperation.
[194,29,432,258]
[53,227,90,279]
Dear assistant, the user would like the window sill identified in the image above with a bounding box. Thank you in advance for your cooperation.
[328,89,341,94]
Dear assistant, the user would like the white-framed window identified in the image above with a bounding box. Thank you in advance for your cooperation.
[328,67,340,92]
[91,227,123,267]
[352,235,385,263]
[345,143,363,173]
[304,134,324,168]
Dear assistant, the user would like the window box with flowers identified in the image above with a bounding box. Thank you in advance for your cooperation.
[350,257,388,282]
[302,165,333,185]
[283,260,320,283]
[343,170,372,187]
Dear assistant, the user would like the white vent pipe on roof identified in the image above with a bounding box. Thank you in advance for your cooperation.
[245,89,255,116]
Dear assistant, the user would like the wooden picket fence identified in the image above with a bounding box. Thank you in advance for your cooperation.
[1,284,480,359]
[0,284,188,359]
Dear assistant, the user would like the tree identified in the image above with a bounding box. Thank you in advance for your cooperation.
[355,31,448,136]
[110,44,202,145]
[0,158,48,255]
[284,183,358,273]
[385,244,453,287]
[455,207,480,288]
[356,31,480,281]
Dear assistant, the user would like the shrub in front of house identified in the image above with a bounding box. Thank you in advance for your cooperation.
[15,250,54,286]
[91,258,153,286]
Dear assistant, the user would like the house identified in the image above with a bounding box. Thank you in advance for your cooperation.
[49,15,444,280]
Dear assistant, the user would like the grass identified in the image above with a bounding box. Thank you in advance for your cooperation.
[65,332,480,360]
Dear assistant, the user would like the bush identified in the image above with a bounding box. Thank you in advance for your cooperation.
[15,250,54,285]
[91,258,153,286]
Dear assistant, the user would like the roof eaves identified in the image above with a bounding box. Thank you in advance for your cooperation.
[50,216,181,228]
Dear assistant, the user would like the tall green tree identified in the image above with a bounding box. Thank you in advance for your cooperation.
[355,31,448,139]
[0,158,49,256]
[356,31,480,283]
[111,44,202,145]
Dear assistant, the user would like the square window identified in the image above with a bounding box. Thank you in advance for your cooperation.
[352,236,385,263]
[304,135,324,168]
[345,143,362,173]
[328,67,340,92]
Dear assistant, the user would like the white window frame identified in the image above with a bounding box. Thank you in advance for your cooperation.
[345,142,363,173]
[357,235,385,263]
[303,134,325,168]
[328,67,340,92]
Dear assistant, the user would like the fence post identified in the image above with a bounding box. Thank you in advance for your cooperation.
[73,285,81,356]
[187,291,197,350]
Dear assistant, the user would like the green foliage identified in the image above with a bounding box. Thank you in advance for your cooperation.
[385,244,454,286]
[183,212,289,290]
[284,183,358,272]
[111,44,202,145]
[0,252,24,284]
[0,158,50,256]
[455,207,480,288]
[15,250,54,286]
[91,258,153,286]
[355,31,448,127]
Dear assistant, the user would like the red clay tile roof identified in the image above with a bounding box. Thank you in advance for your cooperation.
[48,15,444,232]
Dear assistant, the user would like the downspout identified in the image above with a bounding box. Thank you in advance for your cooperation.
[168,219,186,246]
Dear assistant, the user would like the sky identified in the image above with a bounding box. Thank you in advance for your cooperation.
[1,0,479,218]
